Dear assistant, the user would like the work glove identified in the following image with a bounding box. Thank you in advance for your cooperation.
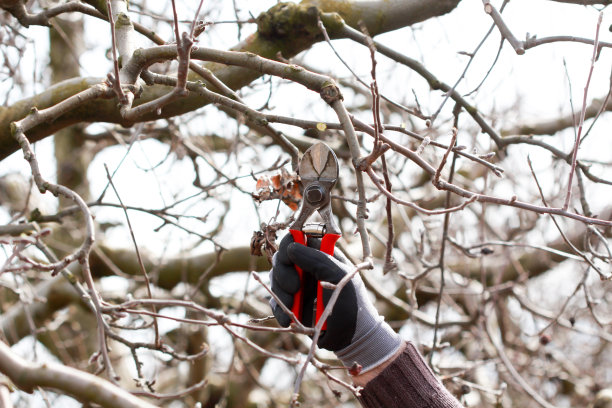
[269,233,402,373]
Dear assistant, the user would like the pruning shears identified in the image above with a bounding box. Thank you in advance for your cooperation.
[289,142,341,330]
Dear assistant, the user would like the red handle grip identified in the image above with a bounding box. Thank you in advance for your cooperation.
[289,230,341,330]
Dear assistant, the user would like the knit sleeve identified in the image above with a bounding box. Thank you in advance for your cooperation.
[357,342,463,408]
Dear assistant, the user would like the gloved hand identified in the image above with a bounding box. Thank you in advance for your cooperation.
[269,233,402,373]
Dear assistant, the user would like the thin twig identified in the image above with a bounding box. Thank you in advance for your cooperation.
[484,312,558,408]
[103,164,160,346]
[170,0,181,47]
[317,16,426,119]
[433,128,458,188]
[563,12,603,211]
[329,99,373,260]
[10,101,119,379]
[527,156,607,279]
[251,272,313,335]
[381,154,396,273]
[189,0,206,39]
[366,167,477,216]
[132,379,207,400]
[291,261,372,406]
[434,0,509,120]
[339,23,503,147]
[482,0,525,54]
[429,124,459,367]
[106,0,127,104]
[537,269,589,335]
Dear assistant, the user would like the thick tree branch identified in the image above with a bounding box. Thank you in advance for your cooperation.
[0,1,460,160]
[501,96,612,136]
[453,206,612,284]
[303,0,461,35]
[0,245,271,347]
[89,246,270,289]
[0,341,156,408]
[2,1,102,27]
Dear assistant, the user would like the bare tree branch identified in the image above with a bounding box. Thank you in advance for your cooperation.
[0,341,156,408]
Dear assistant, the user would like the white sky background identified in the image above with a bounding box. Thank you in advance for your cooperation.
[1,1,611,406]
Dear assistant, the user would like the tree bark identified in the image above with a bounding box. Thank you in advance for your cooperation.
[0,0,461,160]
[0,341,156,408]
[50,16,90,205]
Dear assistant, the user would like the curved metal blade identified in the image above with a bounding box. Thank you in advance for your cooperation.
[291,142,340,233]
[299,142,338,182]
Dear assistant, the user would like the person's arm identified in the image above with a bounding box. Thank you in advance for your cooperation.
[351,342,406,387]
[269,234,463,407]
[355,342,464,408]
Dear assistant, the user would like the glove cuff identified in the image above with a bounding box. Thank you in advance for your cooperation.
[334,317,402,373]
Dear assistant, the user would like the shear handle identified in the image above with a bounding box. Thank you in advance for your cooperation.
[289,230,341,330]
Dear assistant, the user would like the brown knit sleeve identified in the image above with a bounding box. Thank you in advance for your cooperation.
[357,342,463,408]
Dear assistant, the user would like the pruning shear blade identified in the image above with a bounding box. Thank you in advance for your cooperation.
[289,142,341,330]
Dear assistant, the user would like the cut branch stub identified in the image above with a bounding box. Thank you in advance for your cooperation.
[320,83,343,105]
